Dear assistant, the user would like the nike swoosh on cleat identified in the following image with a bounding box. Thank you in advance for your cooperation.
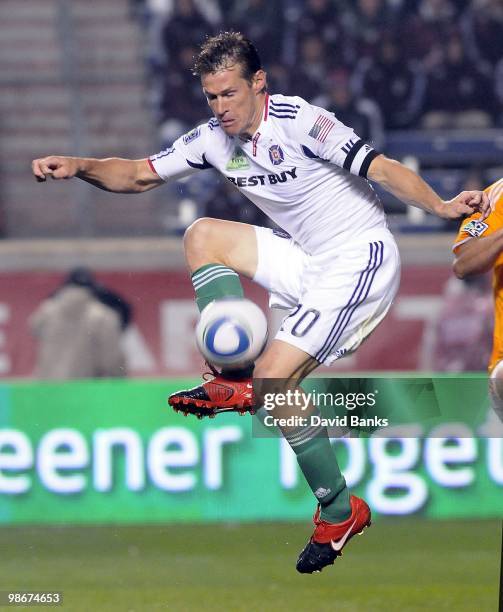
[330,519,357,552]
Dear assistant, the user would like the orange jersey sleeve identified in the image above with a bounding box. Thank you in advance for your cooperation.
[452,178,503,372]
[453,178,503,254]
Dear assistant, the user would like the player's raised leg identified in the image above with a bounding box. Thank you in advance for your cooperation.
[168,217,260,417]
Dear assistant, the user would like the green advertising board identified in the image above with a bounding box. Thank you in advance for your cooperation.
[0,378,501,524]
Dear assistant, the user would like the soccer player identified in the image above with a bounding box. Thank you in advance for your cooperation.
[32,32,489,574]
[453,178,503,418]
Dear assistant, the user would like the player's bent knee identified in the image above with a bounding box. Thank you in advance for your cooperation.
[184,217,225,267]
[184,217,216,250]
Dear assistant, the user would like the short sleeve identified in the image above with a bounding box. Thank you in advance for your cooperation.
[297,102,380,178]
[453,180,503,252]
[149,124,212,181]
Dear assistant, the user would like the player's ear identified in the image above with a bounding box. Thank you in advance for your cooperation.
[252,70,267,95]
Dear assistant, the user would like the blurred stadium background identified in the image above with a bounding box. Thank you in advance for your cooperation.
[0,0,501,610]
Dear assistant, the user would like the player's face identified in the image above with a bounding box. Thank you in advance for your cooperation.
[202,64,266,137]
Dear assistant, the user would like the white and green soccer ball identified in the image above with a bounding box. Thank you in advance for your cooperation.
[196,298,268,369]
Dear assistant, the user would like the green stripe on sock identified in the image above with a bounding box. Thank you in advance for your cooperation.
[192,265,227,284]
[192,263,244,312]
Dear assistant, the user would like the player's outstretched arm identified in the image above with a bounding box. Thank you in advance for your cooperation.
[367,154,490,220]
[453,230,503,278]
[31,156,163,193]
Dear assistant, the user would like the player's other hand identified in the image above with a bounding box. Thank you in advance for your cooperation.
[32,156,79,182]
[442,190,491,220]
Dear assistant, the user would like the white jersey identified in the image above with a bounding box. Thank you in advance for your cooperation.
[149,94,387,255]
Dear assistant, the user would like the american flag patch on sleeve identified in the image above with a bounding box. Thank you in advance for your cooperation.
[308,114,336,143]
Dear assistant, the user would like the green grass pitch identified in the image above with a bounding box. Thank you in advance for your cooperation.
[1,519,500,611]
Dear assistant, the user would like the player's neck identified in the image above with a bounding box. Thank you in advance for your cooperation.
[238,93,267,141]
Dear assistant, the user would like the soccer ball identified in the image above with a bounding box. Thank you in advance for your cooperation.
[195,298,268,369]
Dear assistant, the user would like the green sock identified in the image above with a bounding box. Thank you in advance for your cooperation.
[285,426,351,523]
[192,263,253,379]
[192,264,244,312]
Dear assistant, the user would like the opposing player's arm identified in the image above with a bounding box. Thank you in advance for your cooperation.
[367,154,490,220]
[453,230,503,278]
[32,156,163,193]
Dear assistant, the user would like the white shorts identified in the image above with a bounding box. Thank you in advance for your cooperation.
[253,226,401,365]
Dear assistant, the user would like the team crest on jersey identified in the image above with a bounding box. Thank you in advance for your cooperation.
[269,144,284,166]
[226,147,250,170]
[183,127,201,145]
[462,219,489,238]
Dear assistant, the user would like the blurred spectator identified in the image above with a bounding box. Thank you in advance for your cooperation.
[147,0,216,115]
[229,0,285,59]
[432,275,493,372]
[495,58,503,127]
[353,34,426,129]
[159,44,209,143]
[315,68,385,149]
[161,0,214,62]
[93,285,133,332]
[401,0,458,61]
[296,0,346,58]
[340,0,396,60]
[288,35,332,101]
[462,0,503,71]
[147,0,221,24]
[421,34,495,129]
[386,0,422,20]
[154,0,217,139]
[30,268,128,379]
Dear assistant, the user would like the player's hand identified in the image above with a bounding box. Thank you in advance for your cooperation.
[31,156,80,182]
[442,190,491,220]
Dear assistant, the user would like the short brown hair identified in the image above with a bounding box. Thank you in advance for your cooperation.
[192,31,262,82]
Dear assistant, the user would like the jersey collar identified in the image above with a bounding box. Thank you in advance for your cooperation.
[236,93,270,154]
[263,92,270,122]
